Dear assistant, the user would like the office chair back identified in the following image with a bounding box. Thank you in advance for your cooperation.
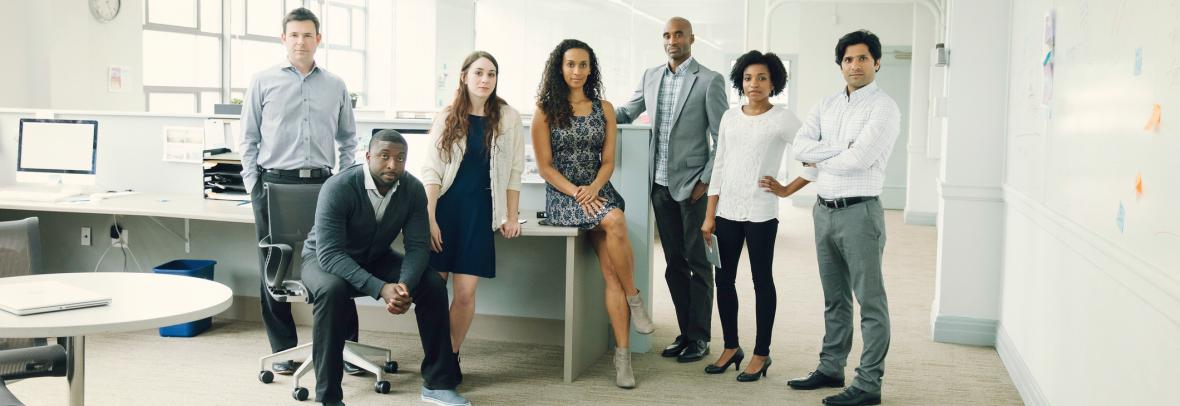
[0,217,67,406]
[260,183,323,302]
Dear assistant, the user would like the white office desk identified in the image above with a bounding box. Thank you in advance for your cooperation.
[0,272,233,406]
[0,193,608,382]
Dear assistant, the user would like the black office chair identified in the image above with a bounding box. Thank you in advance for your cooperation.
[254,183,397,401]
[0,217,69,406]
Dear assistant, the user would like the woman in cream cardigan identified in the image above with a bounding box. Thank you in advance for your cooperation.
[421,51,525,364]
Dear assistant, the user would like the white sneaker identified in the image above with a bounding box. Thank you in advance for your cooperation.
[420,386,472,406]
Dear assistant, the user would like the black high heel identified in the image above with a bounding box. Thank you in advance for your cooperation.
[704,348,744,374]
[736,357,772,382]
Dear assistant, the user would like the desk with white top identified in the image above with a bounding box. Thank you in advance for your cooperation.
[0,193,608,383]
[0,272,233,406]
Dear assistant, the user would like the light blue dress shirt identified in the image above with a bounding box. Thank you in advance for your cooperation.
[239,61,358,192]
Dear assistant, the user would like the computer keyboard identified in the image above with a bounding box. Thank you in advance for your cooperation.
[1,190,79,202]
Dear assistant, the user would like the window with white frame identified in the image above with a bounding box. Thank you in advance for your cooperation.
[143,0,368,114]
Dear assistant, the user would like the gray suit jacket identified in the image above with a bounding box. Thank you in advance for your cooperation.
[303,164,431,297]
[616,59,729,202]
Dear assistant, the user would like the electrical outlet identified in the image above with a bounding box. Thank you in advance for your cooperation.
[111,229,129,248]
[81,227,91,246]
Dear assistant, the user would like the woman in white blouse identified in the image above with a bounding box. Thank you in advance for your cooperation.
[700,50,816,382]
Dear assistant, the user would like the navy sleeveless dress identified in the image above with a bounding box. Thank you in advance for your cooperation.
[429,115,495,278]
[544,100,625,229]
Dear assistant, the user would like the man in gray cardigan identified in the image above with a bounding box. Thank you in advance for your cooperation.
[301,130,468,406]
[616,16,729,363]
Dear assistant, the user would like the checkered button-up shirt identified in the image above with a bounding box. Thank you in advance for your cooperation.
[791,81,901,199]
[654,57,696,186]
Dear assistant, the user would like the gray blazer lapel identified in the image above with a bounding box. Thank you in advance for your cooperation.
[644,68,663,123]
[669,63,700,128]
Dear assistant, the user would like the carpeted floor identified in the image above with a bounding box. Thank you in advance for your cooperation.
[5,205,1023,405]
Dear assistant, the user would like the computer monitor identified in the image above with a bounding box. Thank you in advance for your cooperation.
[17,118,99,186]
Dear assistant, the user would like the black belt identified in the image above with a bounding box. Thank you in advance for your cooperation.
[817,195,877,209]
[261,167,332,179]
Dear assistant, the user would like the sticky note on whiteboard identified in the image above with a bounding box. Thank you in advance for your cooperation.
[1134,47,1142,76]
[1116,202,1126,234]
[1144,104,1161,131]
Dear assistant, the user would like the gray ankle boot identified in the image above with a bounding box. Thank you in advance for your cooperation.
[614,347,636,389]
[626,291,654,334]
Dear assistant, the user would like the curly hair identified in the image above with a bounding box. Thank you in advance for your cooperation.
[438,51,506,163]
[729,50,788,97]
[536,39,603,130]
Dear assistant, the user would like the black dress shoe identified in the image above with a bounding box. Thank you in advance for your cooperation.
[343,361,365,376]
[786,370,845,390]
[704,348,744,374]
[661,336,688,357]
[735,357,771,382]
[272,360,300,375]
[676,339,709,363]
[822,386,881,406]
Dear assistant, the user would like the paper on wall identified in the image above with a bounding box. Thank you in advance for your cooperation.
[163,126,204,163]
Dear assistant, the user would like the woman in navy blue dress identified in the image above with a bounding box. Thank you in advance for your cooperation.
[422,51,525,362]
[531,39,653,389]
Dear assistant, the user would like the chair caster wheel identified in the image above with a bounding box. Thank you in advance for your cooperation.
[384,361,398,373]
[375,380,391,394]
[293,387,309,401]
[258,370,274,384]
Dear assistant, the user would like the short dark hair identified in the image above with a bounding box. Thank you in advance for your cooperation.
[834,30,882,65]
[729,50,788,97]
[369,129,407,151]
[283,7,320,33]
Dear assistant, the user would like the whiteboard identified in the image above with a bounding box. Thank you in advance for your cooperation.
[1006,0,1180,271]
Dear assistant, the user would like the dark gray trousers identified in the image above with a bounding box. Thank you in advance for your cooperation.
[250,171,357,352]
[812,198,891,394]
[301,250,459,403]
[651,184,714,342]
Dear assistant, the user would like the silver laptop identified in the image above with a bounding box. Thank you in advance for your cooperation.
[0,280,112,316]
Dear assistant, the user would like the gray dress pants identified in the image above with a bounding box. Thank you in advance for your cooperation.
[812,197,891,394]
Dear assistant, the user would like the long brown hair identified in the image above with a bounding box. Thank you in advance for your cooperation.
[438,51,506,163]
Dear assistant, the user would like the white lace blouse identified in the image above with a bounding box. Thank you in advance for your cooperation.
[707,104,817,222]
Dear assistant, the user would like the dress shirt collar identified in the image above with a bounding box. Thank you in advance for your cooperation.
[363,161,399,197]
[666,56,696,75]
[843,80,880,101]
[282,59,320,78]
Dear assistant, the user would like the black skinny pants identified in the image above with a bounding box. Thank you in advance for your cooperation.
[714,216,778,356]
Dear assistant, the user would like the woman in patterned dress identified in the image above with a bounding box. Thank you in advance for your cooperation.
[530,39,653,389]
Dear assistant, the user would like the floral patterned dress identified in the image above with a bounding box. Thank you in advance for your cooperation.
[544,100,625,229]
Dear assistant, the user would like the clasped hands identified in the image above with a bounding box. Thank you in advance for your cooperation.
[380,282,413,315]
[574,184,608,217]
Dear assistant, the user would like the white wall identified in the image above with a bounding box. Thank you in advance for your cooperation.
[0,0,32,108]
[23,0,145,111]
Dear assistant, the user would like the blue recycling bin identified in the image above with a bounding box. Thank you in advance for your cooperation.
[153,259,217,337]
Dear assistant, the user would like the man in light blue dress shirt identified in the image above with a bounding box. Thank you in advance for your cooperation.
[239,7,359,377]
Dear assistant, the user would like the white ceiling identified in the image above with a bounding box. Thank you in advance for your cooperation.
[622,0,748,51]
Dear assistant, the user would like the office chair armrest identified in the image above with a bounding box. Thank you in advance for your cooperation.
[258,237,293,289]
[0,344,67,380]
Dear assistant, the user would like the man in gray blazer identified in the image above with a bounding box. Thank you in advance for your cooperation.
[616,16,729,363]
[301,130,468,406]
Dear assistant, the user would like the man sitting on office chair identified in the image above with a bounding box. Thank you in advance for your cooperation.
[301,130,467,406]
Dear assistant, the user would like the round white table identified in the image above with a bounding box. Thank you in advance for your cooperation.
[0,272,233,406]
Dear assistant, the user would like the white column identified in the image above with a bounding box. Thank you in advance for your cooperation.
[931,0,1010,346]
[903,4,940,225]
